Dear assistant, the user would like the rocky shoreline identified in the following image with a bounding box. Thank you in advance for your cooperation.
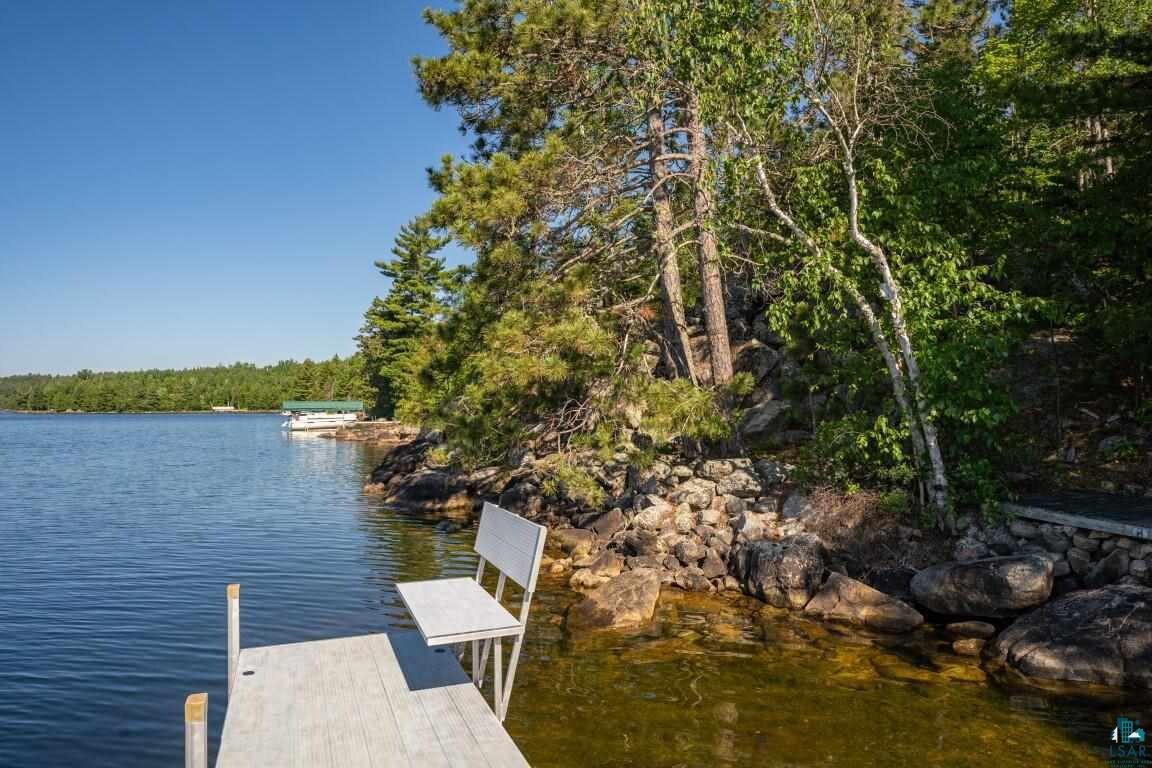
[365,432,1152,691]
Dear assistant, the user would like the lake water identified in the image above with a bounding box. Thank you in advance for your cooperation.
[0,413,1141,767]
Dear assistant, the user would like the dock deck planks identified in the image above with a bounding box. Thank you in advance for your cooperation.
[215,632,531,768]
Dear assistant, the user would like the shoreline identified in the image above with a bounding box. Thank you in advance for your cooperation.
[0,409,281,415]
[366,433,1152,693]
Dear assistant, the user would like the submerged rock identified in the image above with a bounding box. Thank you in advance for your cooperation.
[803,573,924,633]
[730,535,825,609]
[952,638,986,657]
[566,569,662,630]
[911,555,1053,618]
[983,584,1152,689]
[945,621,997,640]
[383,469,471,514]
[552,527,596,558]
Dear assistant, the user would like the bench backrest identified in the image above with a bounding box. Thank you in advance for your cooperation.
[474,502,548,593]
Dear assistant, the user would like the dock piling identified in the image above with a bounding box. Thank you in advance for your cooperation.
[184,692,208,768]
[227,583,240,695]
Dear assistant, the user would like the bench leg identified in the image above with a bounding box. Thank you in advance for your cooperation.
[477,638,492,687]
[499,634,524,722]
[493,637,503,720]
[471,640,480,684]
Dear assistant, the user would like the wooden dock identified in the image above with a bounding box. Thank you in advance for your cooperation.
[214,632,530,767]
[185,582,532,767]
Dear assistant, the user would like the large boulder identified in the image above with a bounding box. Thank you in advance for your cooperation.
[738,400,790,440]
[715,469,764,498]
[566,569,662,630]
[384,469,471,514]
[983,584,1152,689]
[730,535,826,609]
[803,572,924,633]
[911,555,1053,618]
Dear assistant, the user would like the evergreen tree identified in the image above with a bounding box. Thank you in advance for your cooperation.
[357,218,453,416]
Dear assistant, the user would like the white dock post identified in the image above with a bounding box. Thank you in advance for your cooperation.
[184,692,208,768]
[227,583,240,696]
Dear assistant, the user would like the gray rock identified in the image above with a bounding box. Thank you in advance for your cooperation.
[621,530,662,557]
[715,469,764,498]
[730,534,826,609]
[803,573,924,633]
[945,620,997,639]
[674,539,706,566]
[733,511,774,543]
[674,505,697,534]
[674,566,711,592]
[1131,559,1149,580]
[587,508,625,538]
[670,478,716,511]
[983,584,1152,688]
[700,551,727,580]
[781,492,812,521]
[582,549,624,578]
[497,479,540,515]
[388,469,472,513]
[739,400,790,439]
[1039,532,1070,554]
[700,505,727,527]
[1067,547,1093,576]
[752,459,788,486]
[723,495,748,517]
[1052,559,1071,578]
[1009,520,1040,538]
[671,465,695,480]
[625,555,661,571]
[953,537,992,562]
[910,555,1054,618]
[736,340,781,382]
[864,566,917,603]
[1083,549,1129,589]
[697,460,735,480]
[566,570,662,630]
[633,496,674,531]
[552,528,597,558]
[1072,533,1100,552]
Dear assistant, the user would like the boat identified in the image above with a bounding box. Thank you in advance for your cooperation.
[280,400,365,431]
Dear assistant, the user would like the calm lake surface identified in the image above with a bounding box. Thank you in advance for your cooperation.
[0,412,1142,767]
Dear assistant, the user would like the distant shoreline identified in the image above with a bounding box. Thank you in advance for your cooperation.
[0,409,280,415]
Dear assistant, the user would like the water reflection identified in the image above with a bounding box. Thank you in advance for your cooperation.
[0,414,1142,768]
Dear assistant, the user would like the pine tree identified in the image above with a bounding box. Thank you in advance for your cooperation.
[358,219,453,416]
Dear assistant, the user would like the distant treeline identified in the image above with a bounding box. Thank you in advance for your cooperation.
[0,357,369,412]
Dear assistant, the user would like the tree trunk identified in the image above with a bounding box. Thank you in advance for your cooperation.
[749,151,928,491]
[686,92,733,386]
[647,106,697,383]
[840,155,950,523]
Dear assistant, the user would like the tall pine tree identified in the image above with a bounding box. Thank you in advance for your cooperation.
[358,218,453,416]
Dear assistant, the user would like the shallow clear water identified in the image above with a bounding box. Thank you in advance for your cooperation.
[0,413,1141,766]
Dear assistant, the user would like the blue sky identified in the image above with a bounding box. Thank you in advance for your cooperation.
[0,0,470,375]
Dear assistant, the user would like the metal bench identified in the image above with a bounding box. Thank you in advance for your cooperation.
[397,502,547,721]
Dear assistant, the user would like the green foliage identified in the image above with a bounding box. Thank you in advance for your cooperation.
[634,378,737,446]
[797,414,917,491]
[358,218,459,417]
[0,358,367,412]
[398,275,619,466]
[537,454,606,507]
